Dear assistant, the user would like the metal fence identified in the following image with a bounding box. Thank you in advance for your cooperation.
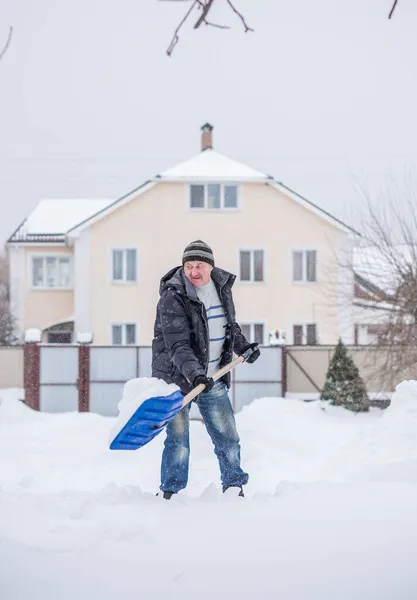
[21,343,412,415]
[285,345,417,400]
[26,344,283,416]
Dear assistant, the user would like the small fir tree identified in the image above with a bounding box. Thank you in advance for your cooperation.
[320,339,369,412]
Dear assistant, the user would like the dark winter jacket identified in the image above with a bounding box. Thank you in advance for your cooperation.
[152,266,250,394]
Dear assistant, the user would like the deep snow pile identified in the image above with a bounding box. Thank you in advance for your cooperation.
[1,383,417,599]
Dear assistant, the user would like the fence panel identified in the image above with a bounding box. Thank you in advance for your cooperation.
[0,346,24,389]
[231,346,283,411]
[27,345,284,416]
[39,346,78,412]
[285,345,417,398]
[89,347,138,416]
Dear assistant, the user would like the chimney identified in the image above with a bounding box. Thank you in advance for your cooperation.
[201,123,213,151]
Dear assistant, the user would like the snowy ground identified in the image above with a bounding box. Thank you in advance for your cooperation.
[1,384,417,599]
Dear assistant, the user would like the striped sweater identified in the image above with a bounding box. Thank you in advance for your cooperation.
[196,279,227,377]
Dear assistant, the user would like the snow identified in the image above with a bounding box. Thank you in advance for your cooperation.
[108,377,180,444]
[24,328,42,342]
[158,149,269,182]
[1,384,417,599]
[76,332,93,344]
[22,198,114,235]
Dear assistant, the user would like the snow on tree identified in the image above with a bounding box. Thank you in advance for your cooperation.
[320,339,369,412]
[0,253,17,346]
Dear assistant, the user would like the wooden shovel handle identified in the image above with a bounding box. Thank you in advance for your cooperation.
[181,355,245,408]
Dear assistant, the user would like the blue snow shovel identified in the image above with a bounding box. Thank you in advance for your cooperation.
[109,354,246,451]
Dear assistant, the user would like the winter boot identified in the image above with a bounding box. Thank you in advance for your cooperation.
[222,485,245,498]
[156,490,176,500]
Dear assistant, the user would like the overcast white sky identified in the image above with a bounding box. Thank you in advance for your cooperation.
[1,0,416,244]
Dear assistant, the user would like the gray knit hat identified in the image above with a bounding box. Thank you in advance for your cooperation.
[182,240,214,267]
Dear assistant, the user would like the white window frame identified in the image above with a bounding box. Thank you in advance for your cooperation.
[188,183,240,211]
[292,249,317,283]
[29,253,73,290]
[110,322,138,346]
[111,248,138,283]
[240,322,266,345]
[292,323,318,345]
[238,248,265,283]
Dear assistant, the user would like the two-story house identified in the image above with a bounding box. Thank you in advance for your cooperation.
[7,124,358,346]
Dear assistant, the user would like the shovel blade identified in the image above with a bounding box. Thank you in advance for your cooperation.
[109,390,184,450]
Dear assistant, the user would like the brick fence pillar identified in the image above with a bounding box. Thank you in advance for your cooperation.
[24,342,40,410]
[78,344,90,412]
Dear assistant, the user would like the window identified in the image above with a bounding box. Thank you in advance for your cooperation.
[224,185,237,208]
[112,323,137,345]
[292,250,317,282]
[190,185,204,208]
[293,324,317,345]
[112,325,123,345]
[47,331,72,344]
[189,184,238,209]
[112,249,137,282]
[31,255,72,289]
[241,323,264,345]
[293,325,303,345]
[240,250,264,282]
[306,324,317,345]
[207,184,220,209]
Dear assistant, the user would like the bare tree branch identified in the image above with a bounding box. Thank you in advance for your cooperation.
[226,0,254,32]
[0,26,13,62]
[165,0,253,55]
[203,20,231,29]
[194,0,231,29]
[389,0,399,19]
[344,183,417,390]
[194,0,215,28]
[166,1,198,56]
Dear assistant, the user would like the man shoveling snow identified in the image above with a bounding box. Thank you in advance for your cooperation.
[152,240,260,499]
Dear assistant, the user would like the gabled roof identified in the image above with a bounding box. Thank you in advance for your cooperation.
[67,151,358,238]
[8,198,114,243]
[8,148,358,242]
[157,149,268,182]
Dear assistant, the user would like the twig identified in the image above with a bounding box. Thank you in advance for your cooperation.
[165,0,251,56]
[194,0,215,29]
[166,1,198,55]
[0,26,13,62]
[195,0,230,30]
[204,21,231,29]
[226,0,254,32]
[388,0,398,19]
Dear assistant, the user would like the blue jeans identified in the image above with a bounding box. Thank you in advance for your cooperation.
[160,382,249,493]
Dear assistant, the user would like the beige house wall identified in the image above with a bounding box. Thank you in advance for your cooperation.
[87,182,349,345]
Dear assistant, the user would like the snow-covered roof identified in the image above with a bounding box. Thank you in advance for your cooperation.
[157,149,269,182]
[8,198,114,243]
[9,149,357,242]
